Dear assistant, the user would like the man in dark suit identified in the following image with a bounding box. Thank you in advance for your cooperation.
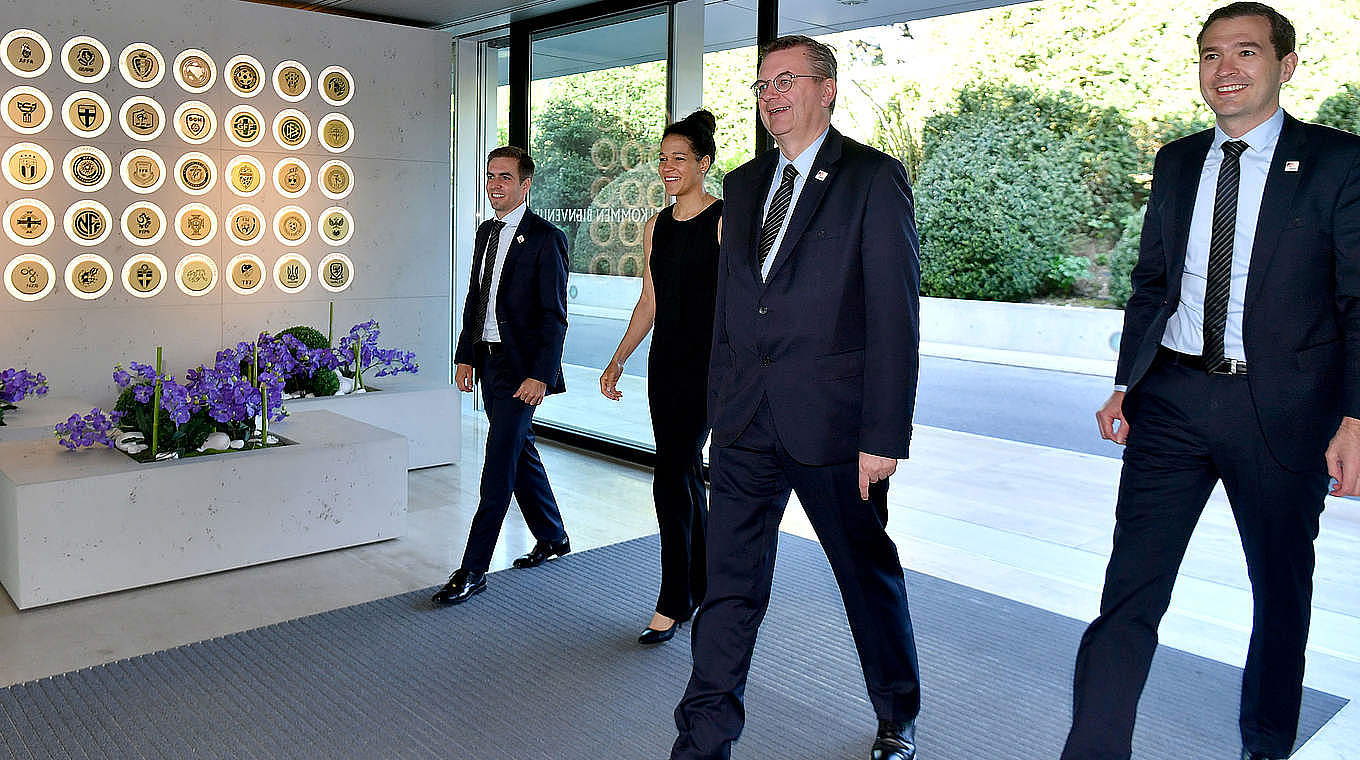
[433,146,572,606]
[670,35,922,760]
[1063,5,1360,759]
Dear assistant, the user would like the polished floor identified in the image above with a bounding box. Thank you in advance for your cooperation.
[2,408,1357,758]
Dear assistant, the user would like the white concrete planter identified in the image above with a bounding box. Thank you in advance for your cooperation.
[278,375,459,469]
[0,410,407,609]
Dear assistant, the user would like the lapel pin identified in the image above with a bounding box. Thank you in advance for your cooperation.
[814,170,828,181]
[1284,161,1300,172]
[516,234,525,243]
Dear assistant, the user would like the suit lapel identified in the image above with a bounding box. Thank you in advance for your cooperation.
[1168,132,1212,289]
[748,151,780,281]
[1245,113,1307,308]
[764,128,843,285]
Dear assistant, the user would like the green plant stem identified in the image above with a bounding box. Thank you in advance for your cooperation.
[151,346,162,458]
[252,342,259,386]
[353,340,362,391]
[328,302,335,347]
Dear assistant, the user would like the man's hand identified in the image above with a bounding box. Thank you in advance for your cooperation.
[1096,391,1130,445]
[514,378,548,406]
[858,452,897,500]
[1326,416,1360,496]
[455,363,474,392]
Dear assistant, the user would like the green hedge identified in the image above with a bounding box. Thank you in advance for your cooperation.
[1317,83,1360,135]
[1108,204,1146,308]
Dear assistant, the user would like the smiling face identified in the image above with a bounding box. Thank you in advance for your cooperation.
[756,45,835,157]
[657,134,709,198]
[1198,14,1297,137]
[485,156,530,218]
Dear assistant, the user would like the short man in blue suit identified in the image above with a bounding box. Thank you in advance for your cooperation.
[434,146,572,606]
[1062,5,1360,759]
[670,35,922,760]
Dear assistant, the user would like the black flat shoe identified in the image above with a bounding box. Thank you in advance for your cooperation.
[1242,751,1283,760]
[638,620,680,645]
[432,569,486,605]
[513,536,571,569]
[871,719,917,760]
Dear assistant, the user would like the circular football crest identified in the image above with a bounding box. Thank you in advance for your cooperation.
[61,35,109,83]
[318,252,354,293]
[122,253,167,298]
[225,104,264,148]
[173,49,216,93]
[65,253,113,300]
[174,100,217,144]
[119,42,165,88]
[318,113,354,153]
[318,206,353,246]
[274,253,311,293]
[120,95,165,141]
[63,200,112,246]
[5,254,56,302]
[120,149,166,194]
[3,85,53,135]
[227,204,265,246]
[225,155,265,197]
[4,198,54,246]
[274,157,311,198]
[225,54,264,98]
[175,202,217,246]
[319,159,354,200]
[3,29,52,78]
[120,201,166,246]
[227,253,267,295]
[174,151,217,195]
[62,90,111,138]
[272,60,311,101]
[62,146,112,192]
[319,66,354,106]
[273,108,310,150]
[274,205,310,246]
[175,253,218,296]
[3,142,53,190]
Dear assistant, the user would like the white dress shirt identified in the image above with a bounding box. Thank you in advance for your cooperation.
[1161,107,1284,361]
[482,201,528,343]
[760,126,831,281]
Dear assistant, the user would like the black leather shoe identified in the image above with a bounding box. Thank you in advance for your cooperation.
[638,620,680,645]
[432,569,486,605]
[1242,751,1283,760]
[512,536,571,568]
[871,719,917,760]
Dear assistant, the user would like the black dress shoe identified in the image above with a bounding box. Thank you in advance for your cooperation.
[512,536,571,568]
[1242,751,1283,760]
[871,719,917,760]
[638,620,680,645]
[432,569,486,605]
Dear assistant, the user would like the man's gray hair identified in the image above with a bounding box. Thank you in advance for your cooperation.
[760,35,838,111]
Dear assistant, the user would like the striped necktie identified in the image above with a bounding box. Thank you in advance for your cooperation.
[758,164,799,278]
[470,218,505,342]
[1201,140,1247,372]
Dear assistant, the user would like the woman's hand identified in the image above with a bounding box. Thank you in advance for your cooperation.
[600,360,624,400]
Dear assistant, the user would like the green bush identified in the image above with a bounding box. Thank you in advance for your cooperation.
[1108,204,1146,308]
[310,368,340,397]
[274,325,340,396]
[917,82,1146,300]
[278,325,329,349]
[1317,83,1360,135]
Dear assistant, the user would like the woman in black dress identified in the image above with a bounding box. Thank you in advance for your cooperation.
[600,110,722,645]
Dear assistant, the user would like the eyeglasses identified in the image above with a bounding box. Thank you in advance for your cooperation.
[749,71,822,98]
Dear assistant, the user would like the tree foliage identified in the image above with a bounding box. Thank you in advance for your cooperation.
[1317,83,1360,135]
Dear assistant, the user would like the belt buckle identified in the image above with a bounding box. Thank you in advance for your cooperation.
[1212,358,1245,375]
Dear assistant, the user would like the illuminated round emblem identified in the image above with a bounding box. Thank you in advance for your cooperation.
[173,49,216,93]
[63,146,112,192]
[120,149,166,193]
[175,152,217,195]
[64,200,113,246]
[175,254,218,296]
[61,91,110,137]
[318,113,354,153]
[5,254,56,301]
[3,85,52,134]
[274,253,311,293]
[274,108,310,150]
[274,158,311,198]
[61,36,109,83]
[65,253,113,299]
[318,252,354,293]
[227,253,267,295]
[120,201,166,246]
[119,42,164,88]
[226,104,264,148]
[174,100,217,144]
[4,199,53,246]
[3,29,51,78]
[175,202,217,246]
[226,155,265,196]
[319,160,354,200]
[274,206,310,246]
[319,66,354,106]
[122,253,167,298]
[120,95,165,140]
[226,54,264,98]
[319,206,353,246]
[3,142,53,190]
[272,60,311,101]
[227,204,265,246]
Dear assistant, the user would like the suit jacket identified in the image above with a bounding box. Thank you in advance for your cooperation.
[708,127,921,465]
[1117,112,1360,471]
[454,209,569,396]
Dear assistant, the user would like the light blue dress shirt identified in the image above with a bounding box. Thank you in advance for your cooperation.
[482,201,528,343]
[1161,107,1285,361]
[759,126,830,281]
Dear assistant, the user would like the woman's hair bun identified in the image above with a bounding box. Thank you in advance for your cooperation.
[684,109,716,136]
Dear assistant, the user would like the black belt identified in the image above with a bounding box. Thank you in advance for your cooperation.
[1158,347,1247,375]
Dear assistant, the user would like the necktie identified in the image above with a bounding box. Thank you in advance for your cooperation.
[1201,140,1247,371]
[470,219,505,342]
[758,164,799,278]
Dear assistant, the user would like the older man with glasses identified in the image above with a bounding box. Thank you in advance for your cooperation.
[668,34,923,760]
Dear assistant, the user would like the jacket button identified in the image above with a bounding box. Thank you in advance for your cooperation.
[760,355,772,366]
[757,306,769,315]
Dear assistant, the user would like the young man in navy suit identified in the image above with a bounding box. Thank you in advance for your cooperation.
[1063,5,1360,759]
[670,36,922,760]
[434,146,572,606]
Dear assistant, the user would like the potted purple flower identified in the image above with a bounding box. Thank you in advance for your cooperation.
[0,368,48,426]
[335,320,419,393]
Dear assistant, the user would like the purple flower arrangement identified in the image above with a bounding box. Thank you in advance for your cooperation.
[53,408,125,451]
[336,319,419,391]
[0,367,49,426]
